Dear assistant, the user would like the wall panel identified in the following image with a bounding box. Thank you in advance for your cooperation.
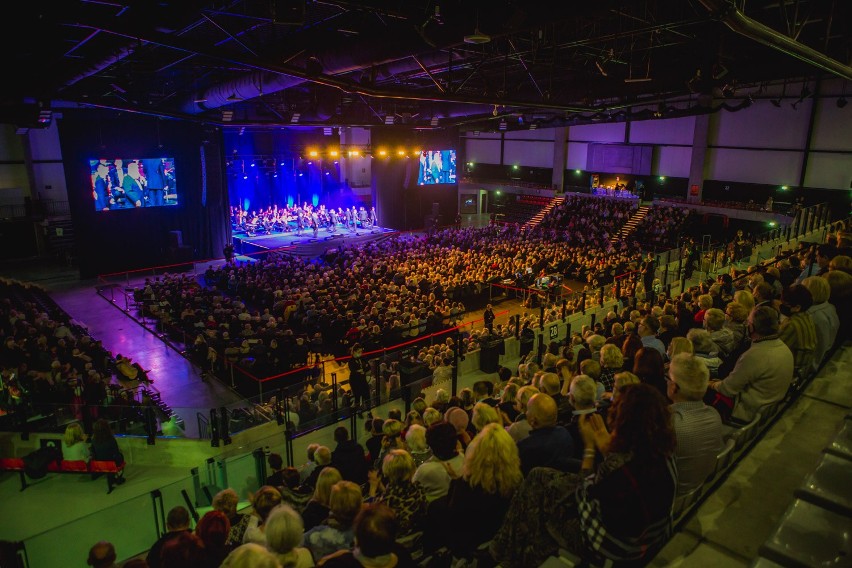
[706,148,800,186]
[629,115,695,145]
[504,139,554,168]
[465,138,502,164]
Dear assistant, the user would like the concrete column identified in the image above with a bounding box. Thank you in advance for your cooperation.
[551,127,568,192]
[687,113,710,204]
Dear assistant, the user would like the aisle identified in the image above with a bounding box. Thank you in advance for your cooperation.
[49,283,244,438]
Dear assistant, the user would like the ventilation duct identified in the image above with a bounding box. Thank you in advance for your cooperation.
[699,0,852,81]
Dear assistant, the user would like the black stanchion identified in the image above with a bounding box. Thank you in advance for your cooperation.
[210,408,220,447]
[144,405,157,445]
[274,389,284,426]
[253,447,266,487]
[331,373,338,413]
[561,300,567,322]
[581,290,587,315]
[219,407,232,446]
[451,331,461,397]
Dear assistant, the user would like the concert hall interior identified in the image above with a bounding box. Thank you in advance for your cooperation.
[0,1,850,568]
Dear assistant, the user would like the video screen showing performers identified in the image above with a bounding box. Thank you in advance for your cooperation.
[417,149,457,186]
[90,158,177,211]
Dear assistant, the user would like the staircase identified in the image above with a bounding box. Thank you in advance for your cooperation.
[524,196,564,229]
[611,205,650,244]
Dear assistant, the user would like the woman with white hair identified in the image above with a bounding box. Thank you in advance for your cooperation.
[801,276,839,374]
[686,328,723,378]
[264,504,313,567]
[221,543,281,568]
[405,424,432,467]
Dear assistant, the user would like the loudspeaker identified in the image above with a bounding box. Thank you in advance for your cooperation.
[432,202,440,215]
[168,230,183,248]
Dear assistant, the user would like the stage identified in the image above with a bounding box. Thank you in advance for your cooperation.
[233,225,399,258]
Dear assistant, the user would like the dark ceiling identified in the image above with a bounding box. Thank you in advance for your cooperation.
[3,0,850,132]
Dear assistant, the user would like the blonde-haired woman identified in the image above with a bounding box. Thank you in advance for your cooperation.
[301,466,342,531]
[598,344,624,393]
[667,337,693,360]
[734,289,755,312]
[61,422,90,462]
[377,449,427,536]
[471,401,502,432]
[432,423,523,560]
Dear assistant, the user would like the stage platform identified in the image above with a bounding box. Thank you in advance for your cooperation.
[233,225,399,258]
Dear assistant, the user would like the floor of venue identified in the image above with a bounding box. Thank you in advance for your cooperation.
[1,213,848,567]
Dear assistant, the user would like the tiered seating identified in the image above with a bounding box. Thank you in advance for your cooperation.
[498,194,553,226]
[756,414,852,566]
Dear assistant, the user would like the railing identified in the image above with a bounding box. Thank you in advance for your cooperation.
[653,202,834,289]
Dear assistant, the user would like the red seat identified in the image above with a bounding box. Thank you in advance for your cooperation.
[89,460,124,473]
[0,458,25,470]
[60,460,89,472]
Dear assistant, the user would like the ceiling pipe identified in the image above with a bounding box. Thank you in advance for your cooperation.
[699,0,852,81]
[67,21,597,114]
[62,43,141,88]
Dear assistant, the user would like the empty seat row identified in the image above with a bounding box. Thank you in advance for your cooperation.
[754,415,852,567]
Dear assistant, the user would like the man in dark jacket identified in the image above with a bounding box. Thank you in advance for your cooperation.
[330,426,368,485]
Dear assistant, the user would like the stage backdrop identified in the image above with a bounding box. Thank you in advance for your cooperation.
[59,111,228,278]
[371,127,460,231]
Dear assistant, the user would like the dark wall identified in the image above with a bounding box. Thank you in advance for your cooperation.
[59,112,228,278]
[371,127,460,231]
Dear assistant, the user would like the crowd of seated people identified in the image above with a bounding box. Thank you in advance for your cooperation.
[80,236,849,567]
[537,194,636,245]
[0,278,153,434]
[633,205,692,248]
[140,197,650,384]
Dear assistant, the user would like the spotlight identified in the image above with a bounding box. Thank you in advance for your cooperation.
[384,115,396,125]
[430,116,440,126]
[498,119,507,131]
[290,112,301,124]
[222,110,234,122]
[323,127,333,136]
[838,97,848,108]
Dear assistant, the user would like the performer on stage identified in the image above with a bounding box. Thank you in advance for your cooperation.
[92,162,111,211]
[370,206,378,227]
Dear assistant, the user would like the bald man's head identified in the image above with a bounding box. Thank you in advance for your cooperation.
[87,541,116,568]
[527,393,558,429]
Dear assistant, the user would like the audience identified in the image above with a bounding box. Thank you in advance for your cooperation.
[667,353,723,495]
[516,393,576,475]
[264,504,314,567]
[304,480,363,562]
[147,506,192,568]
[429,423,523,561]
[243,485,284,545]
[491,383,677,566]
[709,306,794,424]
[86,541,118,568]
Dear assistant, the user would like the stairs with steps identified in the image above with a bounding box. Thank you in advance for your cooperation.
[524,196,564,229]
[611,204,650,244]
